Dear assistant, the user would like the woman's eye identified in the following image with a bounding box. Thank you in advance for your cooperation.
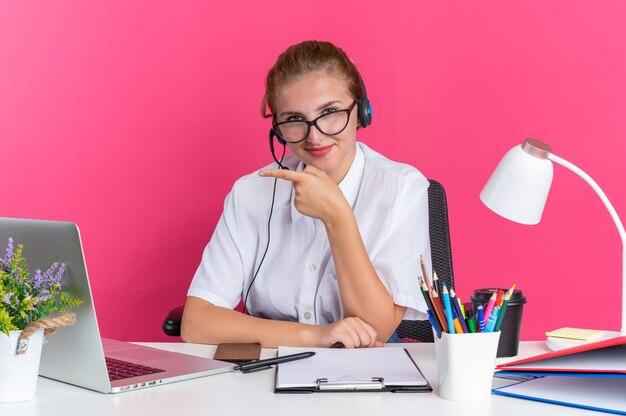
[286,115,303,122]
[322,108,338,114]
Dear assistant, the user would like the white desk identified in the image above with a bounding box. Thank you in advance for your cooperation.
[2,341,599,416]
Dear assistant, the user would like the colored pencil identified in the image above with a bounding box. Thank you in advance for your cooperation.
[449,288,469,333]
[493,283,516,331]
[432,270,440,296]
[441,284,455,334]
[485,306,501,332]
[420,255,431,288]
[483,291,498,324]
[430,288,449,332]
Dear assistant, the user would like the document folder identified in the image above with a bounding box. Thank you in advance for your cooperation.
[492,335,626,414]
[274,346,432,393]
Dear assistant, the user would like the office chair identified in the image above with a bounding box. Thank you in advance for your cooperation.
[395,179,455,342]
[163,179,455,343]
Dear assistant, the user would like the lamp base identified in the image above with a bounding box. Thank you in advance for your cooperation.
[546,330,622,351]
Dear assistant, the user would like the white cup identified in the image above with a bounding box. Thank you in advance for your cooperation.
[433,330,500,402]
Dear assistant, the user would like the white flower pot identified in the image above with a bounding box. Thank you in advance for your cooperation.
[0,328,45,403]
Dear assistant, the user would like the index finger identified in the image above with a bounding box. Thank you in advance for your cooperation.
[259,168,305,182]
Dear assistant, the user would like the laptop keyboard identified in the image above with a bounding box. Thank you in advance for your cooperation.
[106,357,166,381]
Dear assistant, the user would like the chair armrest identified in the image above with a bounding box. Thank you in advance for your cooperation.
[163,305,185,336]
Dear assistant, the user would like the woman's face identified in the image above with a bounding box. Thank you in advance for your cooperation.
[273,72,358,184]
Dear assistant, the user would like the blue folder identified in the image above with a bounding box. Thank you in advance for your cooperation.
[493,371,626,415]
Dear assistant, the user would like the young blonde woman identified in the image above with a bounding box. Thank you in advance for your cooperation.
[182,40,431,348]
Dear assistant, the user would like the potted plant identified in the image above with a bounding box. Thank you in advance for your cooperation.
[0,237,81,403]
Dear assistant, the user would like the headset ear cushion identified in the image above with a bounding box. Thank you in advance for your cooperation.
[358,98,372,128]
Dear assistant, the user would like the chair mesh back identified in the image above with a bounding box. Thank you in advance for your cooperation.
[396,179,454,342]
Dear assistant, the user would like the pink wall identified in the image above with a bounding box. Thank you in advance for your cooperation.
[1,1,625,341]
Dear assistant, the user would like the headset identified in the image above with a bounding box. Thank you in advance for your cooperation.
[243,73,372,315]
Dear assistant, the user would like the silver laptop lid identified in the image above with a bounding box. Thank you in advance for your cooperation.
[0,218,111,393]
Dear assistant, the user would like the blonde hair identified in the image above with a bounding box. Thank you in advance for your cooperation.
[261,40,363,119]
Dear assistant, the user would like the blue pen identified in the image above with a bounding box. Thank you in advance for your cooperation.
[477,305,486,332]
[441,283,455,334]
[427,309,443,338]
[485,306,501,332]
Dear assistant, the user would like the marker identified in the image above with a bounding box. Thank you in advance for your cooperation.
[483,291,498,324]
[441,283,455,334]
[495,289,504,307]
[477,305,486,332]
[485,306,501,332]
[459,297,467,319]
[467,316,478,333]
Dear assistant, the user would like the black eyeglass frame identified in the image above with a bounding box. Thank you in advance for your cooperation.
[272,101,357,144]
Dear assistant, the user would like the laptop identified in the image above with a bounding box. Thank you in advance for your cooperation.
[0,217,234,393]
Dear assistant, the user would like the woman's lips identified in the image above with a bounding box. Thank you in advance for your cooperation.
[306,144,333,157]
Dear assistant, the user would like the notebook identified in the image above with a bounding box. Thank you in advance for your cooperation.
[0,217,234,393]
[274,346,432,393]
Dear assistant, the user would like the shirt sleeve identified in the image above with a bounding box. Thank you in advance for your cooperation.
[187,190,245,310]
[370,174,431,320]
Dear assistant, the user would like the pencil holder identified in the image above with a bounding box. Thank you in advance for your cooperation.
[433,330,500,402]
[470,288,527,357]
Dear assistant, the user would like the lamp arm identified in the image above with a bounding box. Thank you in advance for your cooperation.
[548,153,626,334]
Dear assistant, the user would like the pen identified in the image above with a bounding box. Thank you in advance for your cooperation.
[477,305,486,332]
[234,351,316,373]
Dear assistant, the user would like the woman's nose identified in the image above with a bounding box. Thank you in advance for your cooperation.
[306,123,325,144]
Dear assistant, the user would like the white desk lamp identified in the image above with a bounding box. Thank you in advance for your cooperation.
[480,138,626,348]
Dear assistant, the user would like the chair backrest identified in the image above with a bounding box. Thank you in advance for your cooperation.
[395,179,455,342]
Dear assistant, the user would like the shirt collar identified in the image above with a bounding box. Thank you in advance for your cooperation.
[291,144,365,222]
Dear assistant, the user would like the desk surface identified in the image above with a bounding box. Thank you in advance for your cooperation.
[2,341,598,416]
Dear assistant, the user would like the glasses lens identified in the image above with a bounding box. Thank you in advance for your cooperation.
[316,111,349,136]
[276,121,308,143]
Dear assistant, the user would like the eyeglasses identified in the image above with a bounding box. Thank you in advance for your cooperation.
[273,101,357,143]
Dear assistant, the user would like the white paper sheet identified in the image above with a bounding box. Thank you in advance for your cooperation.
[276,346,428,388]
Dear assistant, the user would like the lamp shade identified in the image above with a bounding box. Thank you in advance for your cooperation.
[480,143,553,225]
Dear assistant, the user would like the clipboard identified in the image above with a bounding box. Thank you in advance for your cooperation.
[274,346,432,393]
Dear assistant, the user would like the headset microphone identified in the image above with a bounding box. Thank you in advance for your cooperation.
[243,128,286,315]
[269,128,289,170]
